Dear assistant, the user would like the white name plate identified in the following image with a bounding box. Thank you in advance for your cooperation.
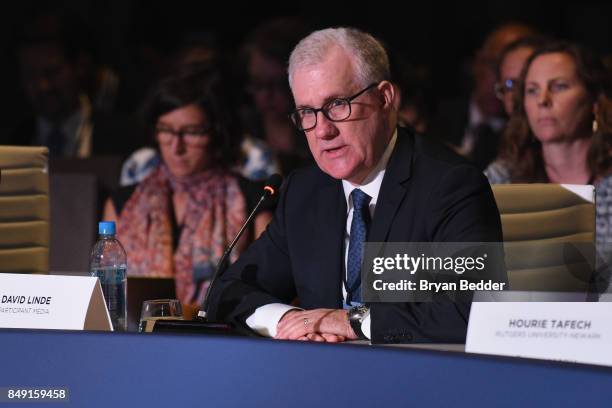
[466,302,612,366]
[0,273,111,331]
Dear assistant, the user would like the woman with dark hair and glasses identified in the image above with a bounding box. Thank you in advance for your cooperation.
[486,41,612,244]
[103,69,273,313]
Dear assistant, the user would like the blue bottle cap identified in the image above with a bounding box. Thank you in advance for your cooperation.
[99,221,116,235]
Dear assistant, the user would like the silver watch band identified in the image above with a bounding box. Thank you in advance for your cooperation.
[348,305,370,339]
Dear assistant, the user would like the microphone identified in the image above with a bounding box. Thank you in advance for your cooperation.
[152,174,283,334]
[196,173,282,320]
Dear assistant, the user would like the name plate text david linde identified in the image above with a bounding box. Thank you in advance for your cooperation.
[0,273,111,331]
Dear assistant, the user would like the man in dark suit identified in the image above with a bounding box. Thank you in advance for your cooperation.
[209,27,503,344]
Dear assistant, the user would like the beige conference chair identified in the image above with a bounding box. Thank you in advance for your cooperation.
[491,184,596,292]
[0,146,49,274]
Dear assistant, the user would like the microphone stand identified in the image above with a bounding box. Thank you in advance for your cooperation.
[198,192,271,320]
[152,175,281,335]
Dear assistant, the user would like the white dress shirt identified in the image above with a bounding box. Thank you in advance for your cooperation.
[246,130,398,339]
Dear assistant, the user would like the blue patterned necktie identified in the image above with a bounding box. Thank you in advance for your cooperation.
[346,188,371,304]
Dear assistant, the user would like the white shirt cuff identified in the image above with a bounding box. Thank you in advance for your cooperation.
[362,313,371,340]
[245,303,302,337]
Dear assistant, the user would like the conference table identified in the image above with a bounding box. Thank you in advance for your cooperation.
[1,328,611,407]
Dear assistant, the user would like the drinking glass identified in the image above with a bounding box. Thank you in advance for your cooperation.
[138,299,183,333]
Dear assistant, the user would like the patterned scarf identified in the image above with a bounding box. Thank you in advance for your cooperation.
[118,164,247,306]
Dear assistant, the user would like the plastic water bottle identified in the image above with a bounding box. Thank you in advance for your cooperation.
[90,221,127,331]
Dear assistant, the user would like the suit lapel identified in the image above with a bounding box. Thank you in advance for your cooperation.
[313,177,346,307]
[369,128,413,242]
[309,129,414,306]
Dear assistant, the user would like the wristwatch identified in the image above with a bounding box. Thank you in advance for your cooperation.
[348,305,370,340]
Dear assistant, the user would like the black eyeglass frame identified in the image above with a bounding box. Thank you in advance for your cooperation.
[155,125,212,146]
[289,82,380,131]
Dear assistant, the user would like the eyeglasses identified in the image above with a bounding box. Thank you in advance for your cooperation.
[155,125,210,147]
[289,83,379,131]
[494,78,518,100]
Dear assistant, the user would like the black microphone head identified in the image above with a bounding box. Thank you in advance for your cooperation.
[263,174,283,196]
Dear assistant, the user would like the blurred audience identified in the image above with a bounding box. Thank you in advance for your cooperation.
[486,42,612,244]
[240,17,313,175]
[389,49,433,133]
[431,22,539,170]
[495,36,550,116]
[9,11,143,158]
[120,34,279,185]
[103,69,273,309]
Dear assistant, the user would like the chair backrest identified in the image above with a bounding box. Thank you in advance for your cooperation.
[491,184,596,292]
[49,155,123,193]
[49,173,98,272]
[0,146,49,273]
[47,156,127,273]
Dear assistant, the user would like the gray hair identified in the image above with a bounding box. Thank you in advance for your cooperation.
[288,27,390,90]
